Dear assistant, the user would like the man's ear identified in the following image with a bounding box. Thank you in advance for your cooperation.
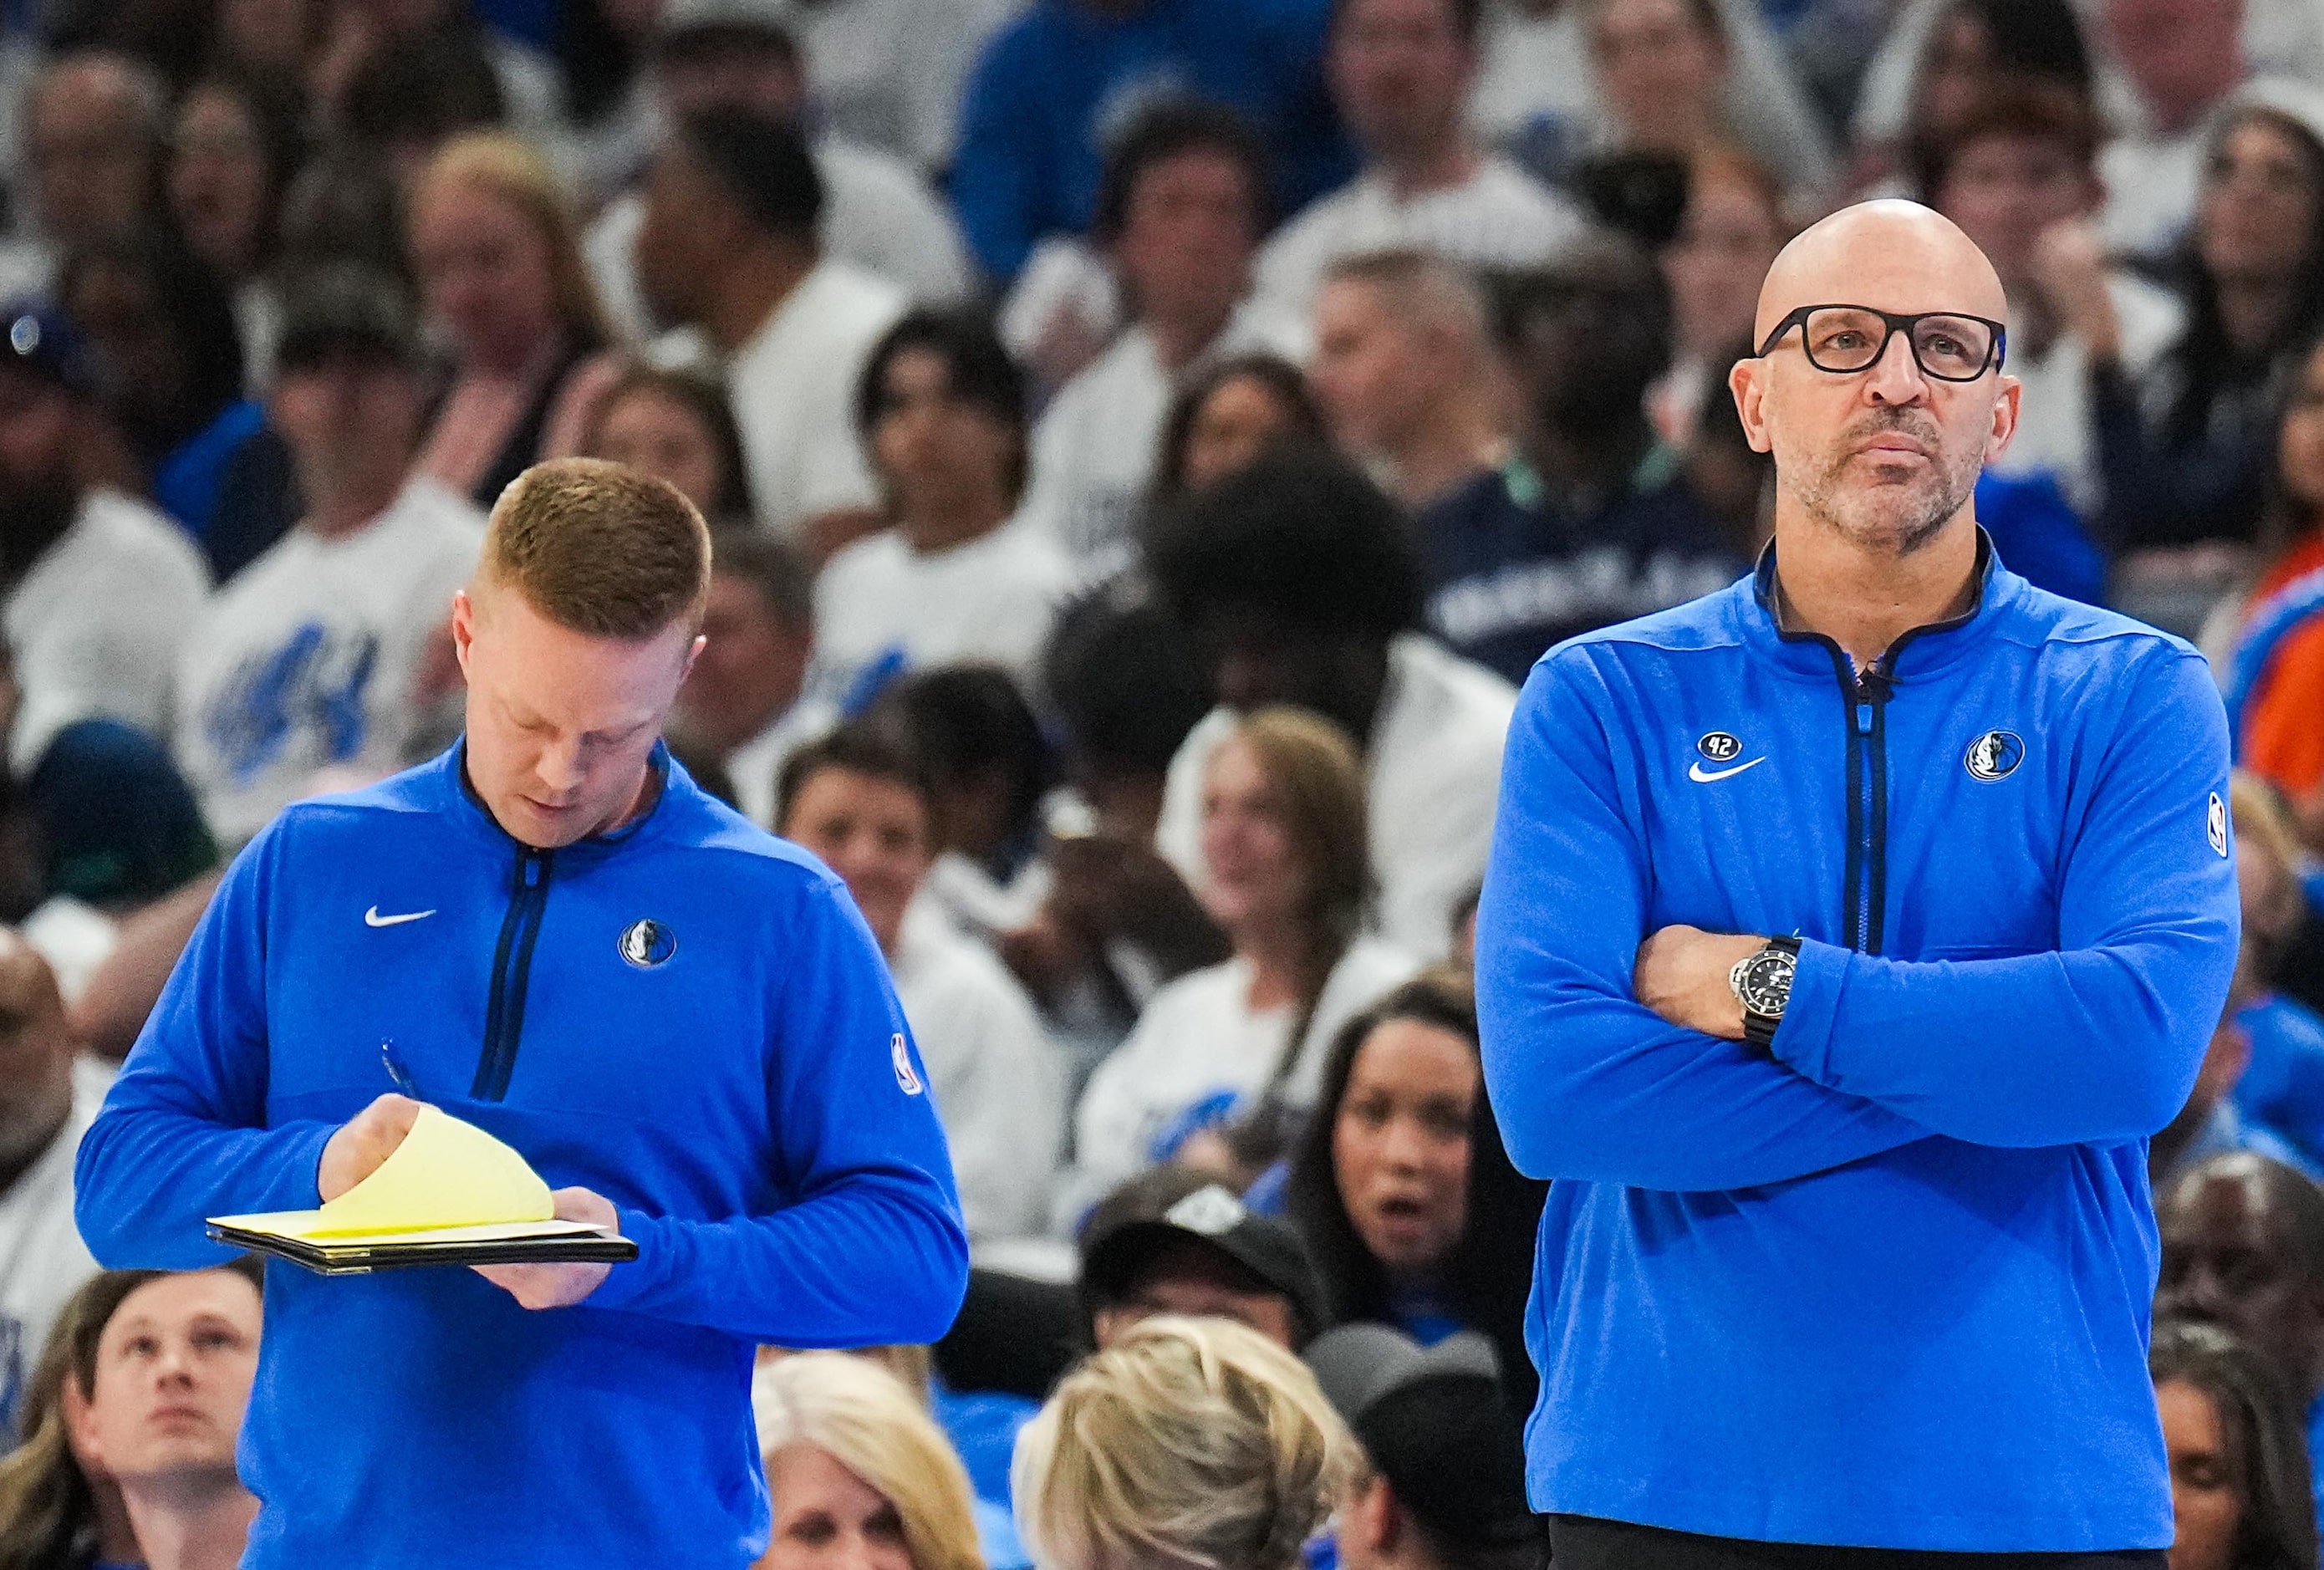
[1985,373,2022,462]
[450,589,477,677]
[61,1373,106,1476]
[1730,357,1774,455]
[1353,1474,1400,1557]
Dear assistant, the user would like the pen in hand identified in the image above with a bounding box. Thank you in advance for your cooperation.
[381,1041,426,1103]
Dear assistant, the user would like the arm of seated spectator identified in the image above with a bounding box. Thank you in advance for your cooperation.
[70,870,222,1061]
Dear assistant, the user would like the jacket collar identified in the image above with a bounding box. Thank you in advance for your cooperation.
[1738,526,2010,685]
[430,737,680,859]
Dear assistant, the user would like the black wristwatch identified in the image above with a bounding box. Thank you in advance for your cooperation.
[1730,935,1802,1051]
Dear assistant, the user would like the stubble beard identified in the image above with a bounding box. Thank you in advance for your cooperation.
[1785,417,1983,558]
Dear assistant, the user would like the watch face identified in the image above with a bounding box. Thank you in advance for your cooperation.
[1737,950,1796,1016]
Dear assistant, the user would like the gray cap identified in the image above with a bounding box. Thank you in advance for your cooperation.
[657,0,803,44]
[274,264,421,372]
[1305,1323,1500,1425]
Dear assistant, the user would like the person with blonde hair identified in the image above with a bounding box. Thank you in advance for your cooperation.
[1013,1316,1351,1570]
[752,1352,985,1570]
[406,131,624,509]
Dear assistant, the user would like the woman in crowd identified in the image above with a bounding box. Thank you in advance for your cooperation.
[167,66,309,386]
[1149,354,1325,510]
[1650,147,1788,446]
[2148,1318,2316,1570]
[752,1351,986,1570]
[1283,968,1549,1411]
[1068,707,1418,1215]
[579,364,755,526]
[1013,1318,1349,1570]
[1847,0,2091,196]
[405,131,621,511]
[0,1260,264,1570]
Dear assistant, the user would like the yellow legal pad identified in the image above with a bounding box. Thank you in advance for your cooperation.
[207,1104,637,1275]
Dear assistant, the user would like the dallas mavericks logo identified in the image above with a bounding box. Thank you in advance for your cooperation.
[890,1033,924,1096]
[618,918,677,968]
[1698,731,1742,762]
[1964,730,2024,782]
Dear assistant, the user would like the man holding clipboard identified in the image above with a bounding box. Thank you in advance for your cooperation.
[75,459,967,1567]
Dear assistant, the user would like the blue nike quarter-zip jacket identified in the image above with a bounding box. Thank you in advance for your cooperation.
[1475,540,2239,1552]
[75,745,968,1569]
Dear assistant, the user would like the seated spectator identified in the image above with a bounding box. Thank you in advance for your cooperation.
[0,54,168,305]
[176,267,486,844]
[1251,0,1589,328]
[751,1351,986,1570]
[777,725,1064,1241]
[1651,148,1787,447]
[2157,1151,2324,1533]
[1424,238,1739,686]
[1284,969,1546,1409]
[0,301,206,773]
[672,529,821,829]
[787,0,1017,176]
[1578,0,1832,202]
[1080,1170,1328,1350]
[2095,94,2324,635]
[1306,1324,1545,1570]
[1149,354,1328,509]
[1072,707,1419,1217]
[0,1271,138,1567]
[313,0,559,176]
[580,364,756,524]
[0,937,109,1437]
[334,29,512,191]
[1043,591,1216,847]
[1015,1317,1349,1570]
[1147,448,1514,959]
[2096,0,2267,268]
[2225,775,2324,1169]
[635,110,907,551]
[406,133,623,513]
[1308,251,1511,512]
[814,312,1073,696]
[583,0,974,345]
[2225,335,2324,837]
[951,0,1348,287]
[1027,102,1288,566]
[2150,1318,2320,1570]
[2151,979,2324,1188]
[166,66,309,389]
[1847,0,2092,197]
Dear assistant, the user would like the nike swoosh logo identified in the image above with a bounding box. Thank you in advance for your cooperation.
[364,906,436,927]
[1689,757,1767,782]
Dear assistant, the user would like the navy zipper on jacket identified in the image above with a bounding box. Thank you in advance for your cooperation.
[1822,647,1893,954]
[471,844,553,1101]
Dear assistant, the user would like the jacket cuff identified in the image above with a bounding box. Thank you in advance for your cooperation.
[1769,938,1848,1086]
[581,1206,665,1311]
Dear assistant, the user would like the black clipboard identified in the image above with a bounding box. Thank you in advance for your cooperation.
[207,1221,638,1277]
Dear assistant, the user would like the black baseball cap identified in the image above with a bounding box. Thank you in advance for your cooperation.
[1306,1324,1542,1552]
[274,266,421,374]
[1081,1179,1328,1346]
[0,302,99,399]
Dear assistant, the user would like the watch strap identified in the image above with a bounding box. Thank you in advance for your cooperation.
[1740,936,1802,1051]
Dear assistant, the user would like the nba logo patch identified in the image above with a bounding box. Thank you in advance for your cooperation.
[2209,793,2229,859]
[891,1033,923,1096]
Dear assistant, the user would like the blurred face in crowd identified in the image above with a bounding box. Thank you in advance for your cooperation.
[2157,1167,2324,1396]
[591,385,728,518]
[2276,339,2324,518]
[1333,1017,1475,1283]
[2156,1379,2242,1570]
[170,84,273,280]
[867,349,1019,530]
[1311,278,1434,459]
[64,256,186,437]
[1588,0,1726,149]
[1733,204,2016,558]
[778,767,930,956]
[1198,736,1308,938]
[411,179,562,375]
[268,347,426,502]
[1506,244,1667,435]
[2103,0,2245,128]
[2199,115,2321,290]
[655,33,807,121]
[453,573,701,849]
[1939,133,2098,296]
[25,59,157,250]
[677,573,809,755]
[213,0,316,78]
[0,939,74,1177]
[0,366,86,547]
[1181,372,1305,492]
[1094,1241,1298,1349]
[1914,5,1996,140]
[1664,166,1786,359]
[1114,148,1261,336]
[1195,610,1384,747]
[759,1445,914,1570]
[635,143,733,333]
[69,1270,262,1488]
[1329,0,1474,165]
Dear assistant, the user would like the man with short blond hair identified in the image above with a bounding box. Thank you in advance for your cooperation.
[78,456,967,1569]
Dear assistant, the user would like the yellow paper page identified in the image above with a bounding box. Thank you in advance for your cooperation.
[209,1105,554,1240]
[217,1218,607,1248]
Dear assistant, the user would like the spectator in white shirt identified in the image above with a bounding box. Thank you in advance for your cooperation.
[176,268,487,844]
[1252,0,1591,328]
[815,310,1073,696]
[1650,147,1789,449]
[791,0,1021,174]
[777,722,1065,1241]
[584,0,973,349]
[1307,248,1511,512]
[1026,101,1287,566]
[634,110,908,556]
[674,529,822,829]
[1145,448,1516,961]
[0,53,167,306]
[0,301,206,774]
[2097,0,2260,266]
[1150,354,1332,509]
[1068,706,1419,1221]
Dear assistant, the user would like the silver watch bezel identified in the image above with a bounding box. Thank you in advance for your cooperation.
[1730,945,1797,1019]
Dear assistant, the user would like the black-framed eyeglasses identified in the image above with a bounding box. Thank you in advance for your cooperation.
[1753,304,2006,382]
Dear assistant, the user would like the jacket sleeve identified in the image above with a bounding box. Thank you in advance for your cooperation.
[1774,647,2238,1145]
[74,828,340,1268]
[585,877,969,1345]
[1476,649,1933,1192]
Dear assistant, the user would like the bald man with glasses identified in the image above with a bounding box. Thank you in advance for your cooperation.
[1476,201,2240,1567]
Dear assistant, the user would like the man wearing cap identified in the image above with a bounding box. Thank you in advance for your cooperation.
[1081,1173,1328,1351]
[1307,1325,1545,1570]
[0,299,206,773]
[175,267,486,844]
